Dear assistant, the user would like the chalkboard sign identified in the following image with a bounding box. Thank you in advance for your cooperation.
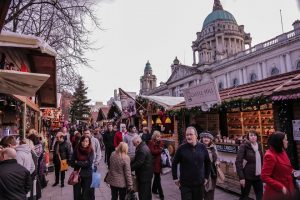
[216,143,239,154]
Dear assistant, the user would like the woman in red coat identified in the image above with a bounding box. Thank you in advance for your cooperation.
[261,131,295,200]
[148,131,164,200]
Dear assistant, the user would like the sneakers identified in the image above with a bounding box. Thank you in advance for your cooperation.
[52,182,59,187]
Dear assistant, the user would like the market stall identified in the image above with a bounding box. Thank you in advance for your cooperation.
[136,95,184,149]
[0,30,57,138]
[215,70,300,194]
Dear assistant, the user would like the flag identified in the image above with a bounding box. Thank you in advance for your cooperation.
[119,88,137,117]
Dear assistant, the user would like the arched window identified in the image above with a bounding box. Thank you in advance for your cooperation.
[250,73,257,83]
[232,78,239,87]
[297,61,300,69]
[271,67,280,76]
[218,82,224,90]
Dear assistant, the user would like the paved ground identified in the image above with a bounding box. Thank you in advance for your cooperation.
[42,152,240,200]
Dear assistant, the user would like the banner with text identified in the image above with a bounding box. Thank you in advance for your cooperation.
[183,81,220,108]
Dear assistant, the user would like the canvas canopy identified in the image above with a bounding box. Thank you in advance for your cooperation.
[0,70,50,96]
[140,95,185,110]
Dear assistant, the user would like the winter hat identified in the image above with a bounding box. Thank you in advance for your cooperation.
[200,132,214,140]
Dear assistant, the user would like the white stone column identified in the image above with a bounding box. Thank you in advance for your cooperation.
[235,38,239,53]
[193,51,196,65]
[262,61,267,78]
[239,69,244,84]
[198,51,201,64]
[226,72,231,88]
[228,38,232,55]
[224,74,228,88]
[242,68,247,84]
[280,55,286,73]
[257,63,263,80]
[286,52,293,72]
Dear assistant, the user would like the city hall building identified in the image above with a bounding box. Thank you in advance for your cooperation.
[140,0,300,98]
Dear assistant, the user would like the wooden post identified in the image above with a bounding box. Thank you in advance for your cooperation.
[23,103,26,138]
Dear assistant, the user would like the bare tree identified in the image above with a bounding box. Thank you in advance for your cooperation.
[4,0,102,91]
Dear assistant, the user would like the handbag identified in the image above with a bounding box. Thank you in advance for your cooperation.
[68,169,81,185]
[60,159,69,171]
[58,144,68,172]
[216,165,225,183]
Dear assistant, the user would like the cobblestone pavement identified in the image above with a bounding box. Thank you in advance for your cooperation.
[42,152,240,200]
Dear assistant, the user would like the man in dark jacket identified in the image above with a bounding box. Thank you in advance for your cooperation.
[172,126,211,200]
[53,132,72,187]
[131,136,153,200]
[103,124,116,167]
[0,148,32,200]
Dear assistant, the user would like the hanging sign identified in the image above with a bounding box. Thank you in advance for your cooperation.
[183,81,220,108]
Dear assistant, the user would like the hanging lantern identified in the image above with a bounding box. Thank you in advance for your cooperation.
[165,116,172,124]
[142,119,147,125]
[156,117,162,124]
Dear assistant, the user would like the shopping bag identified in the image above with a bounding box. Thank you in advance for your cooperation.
[68,169,81,185]
[90,171,101,188]
[161,167,172,175]
[216,165,225,183]
[132,175,138,192]
[125,191,138,200]
[161,148,172,168]
[60,159,69,171]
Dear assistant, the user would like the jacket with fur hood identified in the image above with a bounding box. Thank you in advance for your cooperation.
[15,144,35,174]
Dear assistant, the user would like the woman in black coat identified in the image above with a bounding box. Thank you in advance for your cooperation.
[71,135,95,200]
[235,130,263,200]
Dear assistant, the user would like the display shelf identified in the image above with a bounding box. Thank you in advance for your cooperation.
[226,109,274,151]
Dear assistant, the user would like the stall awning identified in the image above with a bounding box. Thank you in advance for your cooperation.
[141,95,185,110]
[0,70,50,96]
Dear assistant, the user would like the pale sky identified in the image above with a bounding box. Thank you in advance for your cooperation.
[79,0,300,104]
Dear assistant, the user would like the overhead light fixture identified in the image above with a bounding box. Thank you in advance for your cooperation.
[156,117,162,124]
[142,119,147,125]
[165,116,172,124]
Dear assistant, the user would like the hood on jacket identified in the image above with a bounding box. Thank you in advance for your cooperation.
[15,144,32,154]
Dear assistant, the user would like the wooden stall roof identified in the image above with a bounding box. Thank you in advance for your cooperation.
[0,0,11,33]
[30,55,57,107]
[219,70,300,101]
[0,31,57,107]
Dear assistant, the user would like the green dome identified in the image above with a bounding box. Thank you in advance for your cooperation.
[144,60,152,71]
[203,10,236,28]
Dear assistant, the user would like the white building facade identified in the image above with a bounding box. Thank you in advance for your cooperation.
[141,0,300,97]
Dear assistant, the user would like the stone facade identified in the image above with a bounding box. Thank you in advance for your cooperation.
[140,0,300,97]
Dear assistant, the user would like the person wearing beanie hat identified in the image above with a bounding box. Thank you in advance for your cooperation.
[200,131,219,200]
[200,132,214,141]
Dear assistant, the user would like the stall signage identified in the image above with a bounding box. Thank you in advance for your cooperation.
[183,81,220,108]
[292,120,300,141]
[216,144,238,154]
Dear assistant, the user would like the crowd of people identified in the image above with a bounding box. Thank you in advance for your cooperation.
[0,122,299,200]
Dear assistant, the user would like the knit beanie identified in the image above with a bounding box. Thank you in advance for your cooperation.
[199,132,214,140]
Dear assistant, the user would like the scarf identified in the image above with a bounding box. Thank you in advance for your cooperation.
[251,142,261,176]
[76,146,92,161]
